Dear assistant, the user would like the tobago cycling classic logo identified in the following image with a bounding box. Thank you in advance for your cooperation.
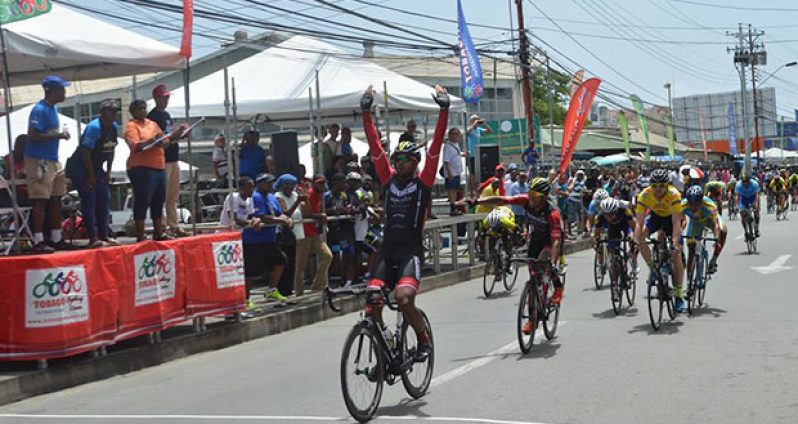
[213,241,244,289]
[134,250,176,306]
[25,266,89,328]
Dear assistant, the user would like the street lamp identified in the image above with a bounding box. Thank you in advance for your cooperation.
[759,61,797,86]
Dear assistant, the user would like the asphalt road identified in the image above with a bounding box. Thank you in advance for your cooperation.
[1,211,797,424]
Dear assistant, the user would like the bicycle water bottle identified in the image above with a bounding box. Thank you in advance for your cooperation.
[380,324,394,350]
[62,123,69,138]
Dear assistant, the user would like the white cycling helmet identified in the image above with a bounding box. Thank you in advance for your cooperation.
[593,188,609,202]
[486,210,502,228]
[599,197,621,215]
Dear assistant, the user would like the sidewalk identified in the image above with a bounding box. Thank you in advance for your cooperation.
[0,238,593,407]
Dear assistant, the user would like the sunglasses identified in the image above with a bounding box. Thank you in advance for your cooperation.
[393,154,416,163]
[529,191,545,198]
[652,183,668,189]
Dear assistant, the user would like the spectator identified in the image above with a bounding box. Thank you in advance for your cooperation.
[475,177,502,214]
[555,173,571,238]
[275,173,307,297]
[443,127,465,214]
[326,172,357,287]
[521,141,539,177]
[148,84,190,238]
[504,163,519,194]
[264,155,274,174]
[219,176,255,230]
[239,129,265,179]
[340,127,354,159]
[1,135,28,206]
[466,114,493,188]
[65,98,121,248]
[296,164,312,195]
[243,173,291,306]
[346,172,375,277]
[399,120,417,143]
[321,123,340,173]
[510,171,528,226]
[720,167,730,184]
[26,75,73,253]
[300,174,333,292]
[212,133,230,188]
[477,164,506,196]
[360,155,379,189]
[568,169,587,236]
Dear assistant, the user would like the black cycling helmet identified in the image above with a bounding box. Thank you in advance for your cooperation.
[741,173,750,182]
[528,177,551,195]
[650,168,669,184]
[391,141,422,162]
[686,185,704,204]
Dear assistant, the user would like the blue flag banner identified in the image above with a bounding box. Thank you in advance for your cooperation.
[795,109,798,122]
[457,0,483,104]
[727,102,738,156]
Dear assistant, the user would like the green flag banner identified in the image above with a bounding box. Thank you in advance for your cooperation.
[481,119,527,164]
[630,94,650,161]
[533,115,542,148]
[617,110,630,156]
[666,115,676,158]
[0,0,51,25]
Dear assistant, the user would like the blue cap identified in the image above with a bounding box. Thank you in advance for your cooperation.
[41,75,71,89]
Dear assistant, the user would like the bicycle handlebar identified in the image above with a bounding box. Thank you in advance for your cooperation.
[323,284,399,313]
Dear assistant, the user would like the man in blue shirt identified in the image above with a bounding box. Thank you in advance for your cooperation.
[26,76,72,253]
[66,99,121,248]
[243,173,292,306]
[238,129,266,179]
[521,141,539,177]
[735,174,761,238]
[466,114,492,189]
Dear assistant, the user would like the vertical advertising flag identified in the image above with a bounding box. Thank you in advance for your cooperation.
[699,112,708,162]
[457,0,483,104]
[617,110,630,156]
[728,102,738,156]
[533,114,542,147]
[179,0,194,59]
[629,95,650,160]
[560,78,602,175]
[666,115,676,158]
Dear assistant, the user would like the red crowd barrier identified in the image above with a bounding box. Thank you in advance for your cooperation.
[0,232,245,361]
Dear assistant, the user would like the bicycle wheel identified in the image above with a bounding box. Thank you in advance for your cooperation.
[686,258,698,316]
[697,257,708,307]
[610,256,622,315]
[341,323,384,423]
[593,249,606,289]
[504,257,519,291]
[401,310,434,399]
[543,290,560,340]
[647,276,664,331]
[625,268,637,307]
[517,282,538,353]
[482,254,498,298]
[665,280,676,320]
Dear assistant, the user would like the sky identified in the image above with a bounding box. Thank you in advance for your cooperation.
[74,0,798,118]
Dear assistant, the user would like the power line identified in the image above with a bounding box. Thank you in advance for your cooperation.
[671,0,798,12]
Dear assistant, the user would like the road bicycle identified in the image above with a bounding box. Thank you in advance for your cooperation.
[324,284,434,423]
[517,258,561,354]
[727,199,738,221]
[482,232,521,297]
[791,190,798,211]
[685,235,717,315]
[645,236,677,331]
[598,238,638,315]
[740,207,758,254]
[775,192,789,221]
[766,191,775,215]
[593,235,611,289]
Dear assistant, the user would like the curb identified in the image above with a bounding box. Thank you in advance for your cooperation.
[0,238,592,407]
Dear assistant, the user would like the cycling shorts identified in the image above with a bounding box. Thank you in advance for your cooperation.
[644,213,673,236]
[368,244,423,292]
[356,240,377,255]
[739,196,757,210]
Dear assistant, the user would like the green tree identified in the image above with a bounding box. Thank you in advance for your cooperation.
[530,66,570,126]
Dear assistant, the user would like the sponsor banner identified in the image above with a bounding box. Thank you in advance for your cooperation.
[181,233,246,318]
[560,78,602,175]
[480,119,528,164]
[456,0,483,103]
[25,266,88,328]
[180,0,193,59]
[630,94,650,161]
[134,249,177,307]
[618,111,630,156]
[0,0,52,24]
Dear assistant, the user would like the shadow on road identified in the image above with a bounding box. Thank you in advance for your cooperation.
[377,399,431,419]
[516,341,562,360]
[592,307,639,319]
[734,251,760,256]
[478,290,516,301]
[627,320,684,335]
[688,305,727,318]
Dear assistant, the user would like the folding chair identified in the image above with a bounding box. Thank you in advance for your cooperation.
[0,175,33,255]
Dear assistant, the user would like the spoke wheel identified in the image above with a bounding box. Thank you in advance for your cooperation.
[593,249,606,289]
[543,294,560,340]
[647,277,664,331]
[482,254,498,298]
[341,324,384,423]
[517,282,538,353]
[610,256,622,315]
[504,257,519,291]
[625,258,637,306]
[401,310,434,399]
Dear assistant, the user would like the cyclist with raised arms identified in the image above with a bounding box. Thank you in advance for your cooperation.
[634,168,687,313]
[682,186,727,276]
[360,84,449,362]
[471,178,563,335]
[736,174,761,238]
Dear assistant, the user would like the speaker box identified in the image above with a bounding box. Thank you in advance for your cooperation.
[270,131,300,178]
[478,145,500,182]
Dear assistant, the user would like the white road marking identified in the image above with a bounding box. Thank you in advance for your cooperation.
[430,322,569,388]
[0,414,554,424]
[751,254,794,275]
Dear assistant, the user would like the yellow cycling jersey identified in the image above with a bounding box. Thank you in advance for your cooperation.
[788,174,798,188]
[482,206,517,234]
[635,185,682,218]
[769,176,787,191]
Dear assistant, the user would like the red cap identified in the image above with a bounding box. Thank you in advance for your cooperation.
[495,164,506,172]
[152,84,171,98]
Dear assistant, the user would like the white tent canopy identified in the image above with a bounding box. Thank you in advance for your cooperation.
[760,147,798,160]
[0,4,183,86]
[165,35,465,122]
[0,105,194,182]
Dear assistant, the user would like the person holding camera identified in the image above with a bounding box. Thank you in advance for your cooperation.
[466,114,492,190]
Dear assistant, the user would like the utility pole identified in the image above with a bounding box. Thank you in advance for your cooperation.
[728,23,755,175]
[515,0,535,149]
[546,52,554,165]
[747,24,766,165]
[663,82,673,122]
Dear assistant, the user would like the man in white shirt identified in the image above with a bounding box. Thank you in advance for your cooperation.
[443,127,465,215]
[219,176,256,229]
[212,133,230,188]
